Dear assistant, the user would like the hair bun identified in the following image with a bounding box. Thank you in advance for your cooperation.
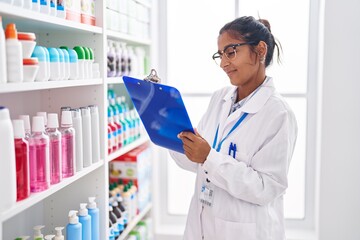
[259,19,271,32]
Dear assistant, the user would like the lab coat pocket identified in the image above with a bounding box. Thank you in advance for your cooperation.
[215,217,256,240]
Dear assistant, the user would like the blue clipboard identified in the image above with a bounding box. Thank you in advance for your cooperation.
[122,76,194,153]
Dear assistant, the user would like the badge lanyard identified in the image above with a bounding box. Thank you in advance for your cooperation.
[212,112,249,152]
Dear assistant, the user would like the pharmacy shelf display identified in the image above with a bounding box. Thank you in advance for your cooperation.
[0,0,155,239]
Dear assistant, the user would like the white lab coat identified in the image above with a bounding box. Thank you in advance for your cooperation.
[170,77,298,240]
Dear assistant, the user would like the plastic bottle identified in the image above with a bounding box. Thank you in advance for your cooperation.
[66,210,82,240]
[23,0,32,9]
[0,107,16,212]
[89,105,100,163]
[40,0,50,14]
[43,47,51,81]
[115,192,128,227]
[61,47,78,80]
[46,113,62,185]
[5,23,23,83]
[109,205,120,237]
[60,110,75,177]
[12,119,30,201]
[45,235,55,240]
[120,42,128,76]
[88,47,94,79]
[50,0,57,16]
[54,227,64,240]
[107,40,116,77]
[82,47,90,79]
[73,46,85,80]
[87,197,100,240]
[31,46,48,82]
[36,112,48,128]
[32,0,40,11]
[114,42,122,77]
[56,0,66,18]
[78,203,91,240]
[33,225,45,240]
[122,185,133,221]
[80,106,92,167]
[0,16,7,84]
[61,49,70,80]
[71,108,83,172]
[48,47,60,81]
[19,114,31,140]
[115,97,128,146]
[29,116,50,192]
[129,181,138,217]
[111,200,125,234]
[107,103,118,152]
[56,48,65,80]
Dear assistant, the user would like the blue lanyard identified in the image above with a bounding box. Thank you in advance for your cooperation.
[212,112,249,152]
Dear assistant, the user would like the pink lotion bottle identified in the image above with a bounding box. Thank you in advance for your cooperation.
[29,116,50,192]
[60,110,76,178]
[12,119,30,201]
[46,113,62,185]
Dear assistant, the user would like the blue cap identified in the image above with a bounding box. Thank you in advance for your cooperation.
[68,49,78,63]
[48,48,59,62]
[61,49,70,63]
[57,48,64,62]
[31,46,46,62]
[43,47,50,62]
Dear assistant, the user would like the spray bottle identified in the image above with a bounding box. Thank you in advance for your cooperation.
[33,225,45,240]
[78,203,91,240]
[54,227,64,240]
[66,210,82,240]
[87,197,99,240]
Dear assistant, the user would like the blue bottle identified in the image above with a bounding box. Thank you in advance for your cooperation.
[87,197,100,240]
[66,210,82,240]
[79,203,92,240]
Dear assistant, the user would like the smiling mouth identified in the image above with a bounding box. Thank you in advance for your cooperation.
[226,69,237,76]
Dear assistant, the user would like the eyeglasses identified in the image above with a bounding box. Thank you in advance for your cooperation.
[212,42,255,65]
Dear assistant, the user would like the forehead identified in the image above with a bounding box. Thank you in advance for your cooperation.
[217,32,243,50]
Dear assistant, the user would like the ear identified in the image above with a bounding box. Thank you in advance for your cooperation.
[256,41,268,58]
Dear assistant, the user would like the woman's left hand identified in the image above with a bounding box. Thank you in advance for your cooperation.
[177,129,211,164]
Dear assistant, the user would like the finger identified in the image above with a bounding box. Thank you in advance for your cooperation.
[180,131,197,141]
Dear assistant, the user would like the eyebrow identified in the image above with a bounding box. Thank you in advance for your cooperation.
[218,43,242,53]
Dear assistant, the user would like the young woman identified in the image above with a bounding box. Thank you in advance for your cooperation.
[170,16,298,240]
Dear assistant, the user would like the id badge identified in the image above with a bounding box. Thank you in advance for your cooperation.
[200,183,214,207]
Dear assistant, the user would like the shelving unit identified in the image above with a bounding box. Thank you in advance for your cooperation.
[0,0,156,239]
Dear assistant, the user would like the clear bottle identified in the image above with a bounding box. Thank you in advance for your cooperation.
[12,119,30,201]
[60,110,75,178]
[0,16,7,84]
[5,23,23,83]
[80,106,92,168]
[19,114,31,140]
[71,108,83,172]
[29,116,50,192]
[46,113,62,185]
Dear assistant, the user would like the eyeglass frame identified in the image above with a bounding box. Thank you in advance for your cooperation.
[212,41,256,65]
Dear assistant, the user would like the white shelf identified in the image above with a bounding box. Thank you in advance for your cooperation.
[0,160,104,222]
[106,30,151,45]
[107,136,150,162]
[0,3,102,34]
[0,79,103,93]
[106,77,124,85]
[117,203,152,240]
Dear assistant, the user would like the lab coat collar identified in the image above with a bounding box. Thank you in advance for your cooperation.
[222,77,275,114]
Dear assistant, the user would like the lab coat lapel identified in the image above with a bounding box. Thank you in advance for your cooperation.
[216,88,236,142]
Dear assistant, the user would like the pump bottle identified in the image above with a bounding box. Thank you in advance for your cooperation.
[87,197,100,240]
[44,235,55,240]
[79,203,92,240]
[66,210,82,240]
[54,227,64,240]
[33,225,45,240]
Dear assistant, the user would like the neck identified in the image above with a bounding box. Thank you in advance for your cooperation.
[237,75,266,101]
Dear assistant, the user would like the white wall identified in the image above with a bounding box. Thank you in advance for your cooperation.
[317,0,360,239]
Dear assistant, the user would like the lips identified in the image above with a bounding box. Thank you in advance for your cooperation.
[225,69,237,76]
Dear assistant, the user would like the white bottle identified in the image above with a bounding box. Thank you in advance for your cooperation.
[80,106,92,168]
[89,105,100,163]
[54,227,65,240]
[71,108,83,172]
[23,0,32,9]
[61,49,70,80]
[33,225,45,240]
[45,235,55,240]
[48,47,61,81]
[5,23,23,83]
[50,0,57,16]
[0,106,16,213]
[56,48,65,80]
[13,0,23,7]
[40,0,50,14]
[0,16,7,84]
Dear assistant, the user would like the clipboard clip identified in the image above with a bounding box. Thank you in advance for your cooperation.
[144,69,161,83]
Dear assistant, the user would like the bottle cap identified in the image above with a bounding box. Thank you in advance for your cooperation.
[47,113,59,128]
[88,105,98,114]
[48,48,59,62]
[61,49,69,63]
[73,46,85,60]
[19,115,31,133]
[68,210,79,224]
[12,119,25,138]
[78,203,88,216]
[32,116,45,132]
[80,106,90,117]
[87,197,97,209]
[57,48,64,63]
[54,227,64,240]
[18,32,36,41]
[33,225,44,238]
[5,23,18,39]
[36,112,48,127]
[88,47,94,60]
[71,108,82,118]
[23,58,39,65]
[61,111,72,126]
[83,47,90,60]
[67,49,78,63]
[59,46,68,51]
